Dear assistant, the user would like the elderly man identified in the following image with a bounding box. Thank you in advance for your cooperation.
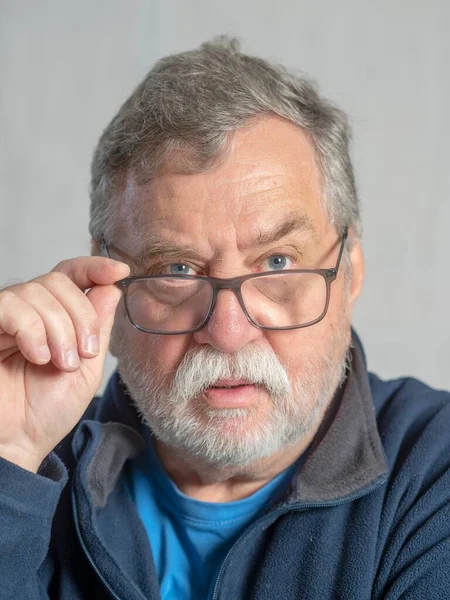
[1,37,449,600]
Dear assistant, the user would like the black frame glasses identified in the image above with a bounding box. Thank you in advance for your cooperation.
[99,227,348,335]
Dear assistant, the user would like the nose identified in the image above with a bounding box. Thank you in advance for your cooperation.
[193,289,262,353]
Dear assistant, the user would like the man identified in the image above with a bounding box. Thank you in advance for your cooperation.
[1,37,449,600]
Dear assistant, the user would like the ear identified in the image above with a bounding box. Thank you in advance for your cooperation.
[347,230,365,307]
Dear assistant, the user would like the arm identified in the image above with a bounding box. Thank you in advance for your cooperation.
[373,398,450,599]
[0,453,68,600]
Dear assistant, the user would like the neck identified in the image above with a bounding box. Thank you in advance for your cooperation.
[153,400,331,503]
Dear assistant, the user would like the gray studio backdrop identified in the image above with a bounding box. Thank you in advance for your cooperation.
[1,0,449,393]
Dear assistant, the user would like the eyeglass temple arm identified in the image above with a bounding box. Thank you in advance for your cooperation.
[98,238,111,259]
[335,227,349,271]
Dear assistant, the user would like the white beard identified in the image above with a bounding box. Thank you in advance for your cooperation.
[114,325,351,469]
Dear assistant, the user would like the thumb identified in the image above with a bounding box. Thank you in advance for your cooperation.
[85,284,123,358]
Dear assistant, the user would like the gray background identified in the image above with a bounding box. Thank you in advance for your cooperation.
[1,0,449,393]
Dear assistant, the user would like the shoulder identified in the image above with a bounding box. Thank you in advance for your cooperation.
[370,372,450,434]
[369,372,450,484]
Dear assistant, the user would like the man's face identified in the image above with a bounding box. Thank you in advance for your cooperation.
[109,115,364,468]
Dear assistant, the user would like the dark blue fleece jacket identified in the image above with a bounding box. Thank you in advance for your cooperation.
[1,331,450,600]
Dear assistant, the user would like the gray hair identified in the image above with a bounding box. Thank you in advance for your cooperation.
[89,36,360,242]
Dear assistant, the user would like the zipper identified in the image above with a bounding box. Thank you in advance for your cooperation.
[210,475,388,600]
[71,483,124,600]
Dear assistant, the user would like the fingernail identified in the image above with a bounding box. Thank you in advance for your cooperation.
[64,349,80,368]
[84,334,100,356]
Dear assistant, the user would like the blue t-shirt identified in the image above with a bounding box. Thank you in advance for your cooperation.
[125,431,299,600]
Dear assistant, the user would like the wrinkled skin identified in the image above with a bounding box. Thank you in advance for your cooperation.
[106,115,365,501]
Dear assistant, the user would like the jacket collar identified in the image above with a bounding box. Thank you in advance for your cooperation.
[282,330,389,505]
[72,329,388,508]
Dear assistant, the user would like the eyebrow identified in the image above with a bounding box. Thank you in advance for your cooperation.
[135,239,201,265]
[251,212,316,247]
[134,211,316,265]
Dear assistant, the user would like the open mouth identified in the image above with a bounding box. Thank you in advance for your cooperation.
[211,384,250,389]
[210,379,254,390]
[203,381,260,408]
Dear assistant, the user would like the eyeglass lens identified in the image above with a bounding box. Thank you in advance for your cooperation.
[124,272,328,332]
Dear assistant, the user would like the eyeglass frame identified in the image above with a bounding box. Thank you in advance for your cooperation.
[99,227,349,335]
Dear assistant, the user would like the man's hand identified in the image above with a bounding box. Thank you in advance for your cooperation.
[0,256,130,473]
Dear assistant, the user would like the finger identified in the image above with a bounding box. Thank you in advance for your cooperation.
[34,271,101,360]
[85,283,123,361]
[0,290,51,364]
[0,346,21,362]
[0,332,17,352]
[13,282,81,372]
[51,256,130,291]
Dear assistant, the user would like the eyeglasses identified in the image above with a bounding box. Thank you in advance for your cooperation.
[99,228,348,335]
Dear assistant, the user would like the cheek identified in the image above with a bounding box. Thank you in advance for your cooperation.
[110,298,188,370]
[143,334,193,376]
[266,328,320,377]
[266,290,350,378]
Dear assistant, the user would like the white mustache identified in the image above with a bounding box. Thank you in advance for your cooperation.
[169,344,292,405]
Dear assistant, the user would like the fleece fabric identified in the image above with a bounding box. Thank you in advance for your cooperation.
[125,427,299,600]
[1,330,450,599]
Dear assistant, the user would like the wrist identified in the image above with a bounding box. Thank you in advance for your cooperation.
[0,444,43,474]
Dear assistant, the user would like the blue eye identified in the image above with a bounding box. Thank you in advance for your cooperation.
[266,255,291,270]
[169,263,193,275]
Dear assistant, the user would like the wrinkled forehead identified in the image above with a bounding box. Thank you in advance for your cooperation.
[113,116,328,251]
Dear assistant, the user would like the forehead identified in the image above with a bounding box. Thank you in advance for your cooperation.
[116,115,327,252]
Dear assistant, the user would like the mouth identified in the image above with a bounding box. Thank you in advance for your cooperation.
[203,379,262,408]
[211,378,253,389]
